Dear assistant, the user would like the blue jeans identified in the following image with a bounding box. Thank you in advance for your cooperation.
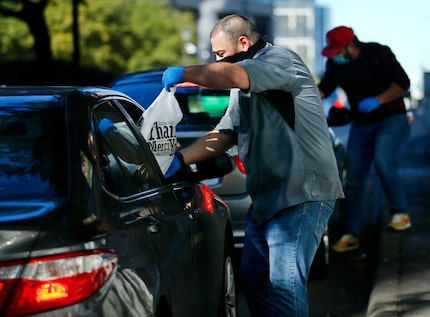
[239,200,335,317]
[344,114,411,237]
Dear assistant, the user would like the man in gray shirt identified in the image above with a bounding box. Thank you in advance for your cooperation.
[162,14,344,317]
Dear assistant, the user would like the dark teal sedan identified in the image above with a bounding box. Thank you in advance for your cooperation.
[0,86,236,317]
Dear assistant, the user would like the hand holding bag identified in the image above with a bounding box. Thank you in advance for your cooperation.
[140,88,183,175]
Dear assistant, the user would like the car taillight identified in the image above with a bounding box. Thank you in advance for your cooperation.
[0,249,117,317]
[333,99,344,109]
[200,185,215,212]
[233,155,246,175]
[200,184,228,213]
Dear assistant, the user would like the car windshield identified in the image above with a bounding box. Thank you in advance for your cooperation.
[0,109,67,202]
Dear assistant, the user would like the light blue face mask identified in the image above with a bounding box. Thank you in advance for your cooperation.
[332,54,350,65]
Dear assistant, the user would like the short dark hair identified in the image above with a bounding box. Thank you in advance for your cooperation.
[352,35,361,46]
[210,14,261,45]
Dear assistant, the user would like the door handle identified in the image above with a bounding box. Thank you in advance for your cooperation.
[142,215,160,233]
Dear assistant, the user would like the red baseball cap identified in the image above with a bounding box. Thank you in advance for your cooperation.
[321,26,354,58]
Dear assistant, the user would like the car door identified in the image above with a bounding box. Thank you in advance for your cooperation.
[91,98,202,316]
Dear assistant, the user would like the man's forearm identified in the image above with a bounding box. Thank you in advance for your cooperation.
[183,63,250,90]
[179,130,236,164]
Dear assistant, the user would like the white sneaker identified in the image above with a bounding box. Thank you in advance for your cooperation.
[387,213,411,231]
[331,234,359,252]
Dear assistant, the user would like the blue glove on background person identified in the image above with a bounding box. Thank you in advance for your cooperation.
[162,67,185,92]
[358,97,380,113]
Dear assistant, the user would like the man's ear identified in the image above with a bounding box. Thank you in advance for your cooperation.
[238,36,251,52]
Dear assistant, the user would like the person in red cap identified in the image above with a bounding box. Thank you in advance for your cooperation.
[318,26,412,253]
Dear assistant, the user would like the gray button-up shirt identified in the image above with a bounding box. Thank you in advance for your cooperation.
[216,44,344,225]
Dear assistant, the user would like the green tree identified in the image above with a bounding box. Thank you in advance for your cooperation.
[0,12,33,59]
[0,0,52,64]
[0,0,196,83]
[47,0,196,75]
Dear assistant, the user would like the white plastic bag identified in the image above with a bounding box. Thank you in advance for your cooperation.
[140,88,183,175]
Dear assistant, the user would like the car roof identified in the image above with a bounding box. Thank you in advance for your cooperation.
[0,86,77,96]
[0,86,131,103]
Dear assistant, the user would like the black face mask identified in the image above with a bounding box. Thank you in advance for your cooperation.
[217,39,267,63]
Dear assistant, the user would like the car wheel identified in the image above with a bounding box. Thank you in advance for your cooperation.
[218,242,237,317]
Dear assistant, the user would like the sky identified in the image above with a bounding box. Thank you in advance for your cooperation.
[316,0,430,99]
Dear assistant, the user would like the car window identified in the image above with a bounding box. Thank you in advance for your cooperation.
[92,101,161,197]
[0,108,67,202]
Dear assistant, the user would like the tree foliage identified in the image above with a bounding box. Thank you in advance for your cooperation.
[77,0,196,73]
[0,0,196,76]
[0,13,33,59]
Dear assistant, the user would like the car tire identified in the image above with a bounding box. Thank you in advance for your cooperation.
[217,241,237,317]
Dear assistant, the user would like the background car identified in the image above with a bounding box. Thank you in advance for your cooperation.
[0,86,236,317]
[109,69,347,277]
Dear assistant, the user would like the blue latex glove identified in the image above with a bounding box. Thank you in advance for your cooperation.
[99,118,116,134]
[164,151,185,178]
[162,67,185,91]
[358,97,380,113]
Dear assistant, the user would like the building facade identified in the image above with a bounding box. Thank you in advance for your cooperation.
[273,0,328,77]
[171,0,274,63]
[171,0,329,76]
